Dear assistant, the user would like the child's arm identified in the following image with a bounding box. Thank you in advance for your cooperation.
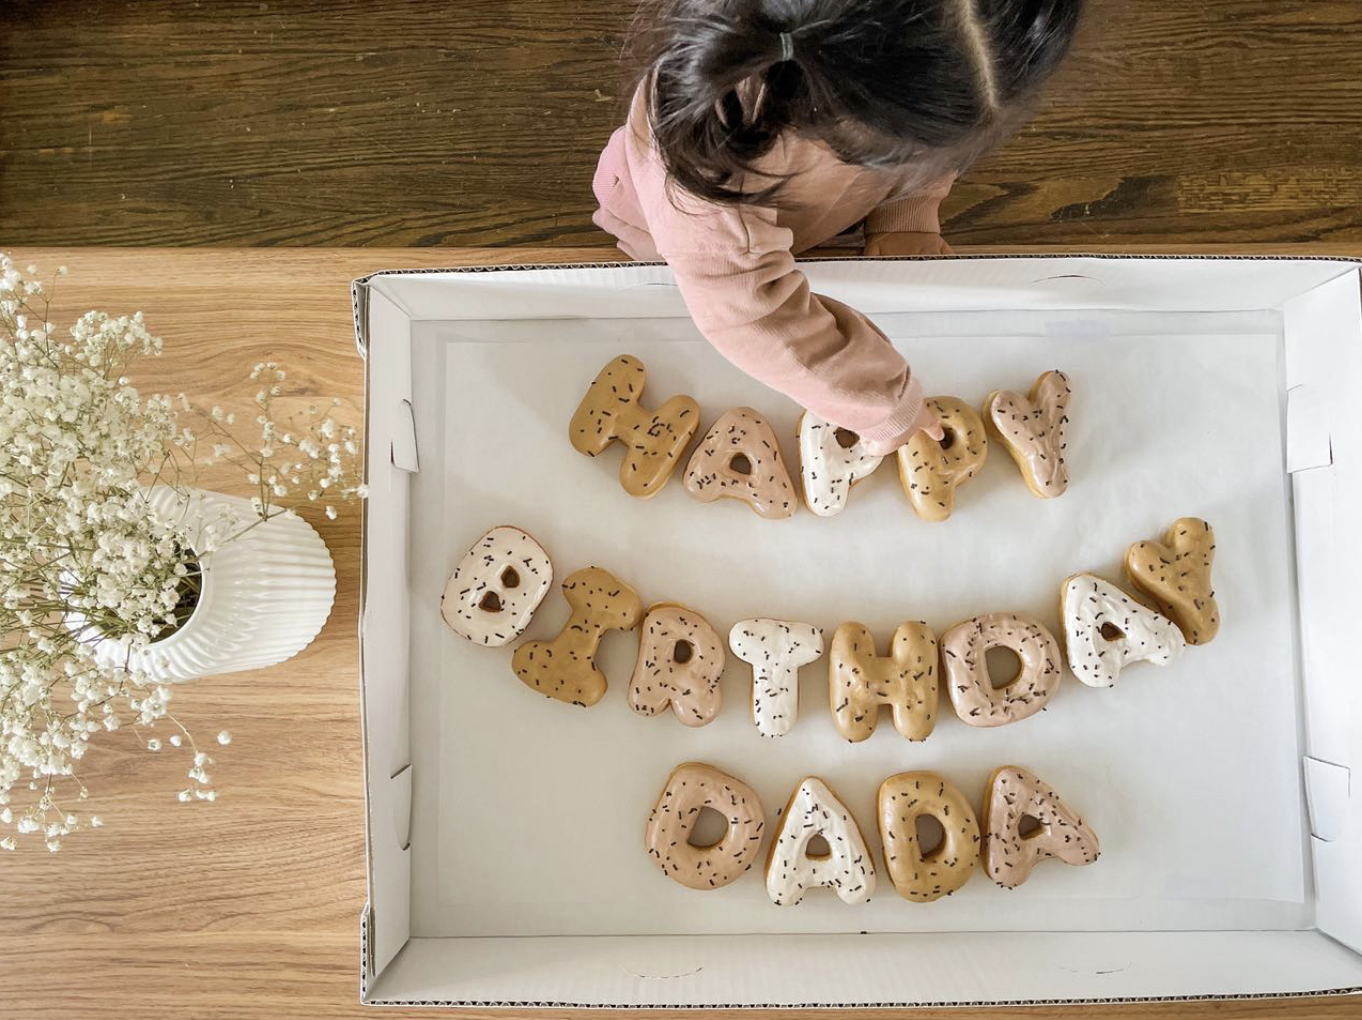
[862,174,956,257]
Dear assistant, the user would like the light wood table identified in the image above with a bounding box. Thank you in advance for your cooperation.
[3,247,1357,1020]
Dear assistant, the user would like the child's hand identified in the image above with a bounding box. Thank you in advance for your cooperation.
[864,231,954,257]
[863,403,944,456]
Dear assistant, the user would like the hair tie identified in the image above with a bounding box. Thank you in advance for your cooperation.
[778,31,795,63]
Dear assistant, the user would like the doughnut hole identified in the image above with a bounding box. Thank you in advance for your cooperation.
[938,427,957,451]
[729,453,752,476]
[985,646,1023,690]
[834,428,859,449]
[672,639,694,664]
[688,806,728,849]
[806,833,832,859]
[915,814,946,860]
[1099,621,1124,641]
[478,591,502,613]
[1019,814,1045,839]
[500,566,521,588]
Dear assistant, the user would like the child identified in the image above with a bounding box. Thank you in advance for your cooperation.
[593,0,1082,453]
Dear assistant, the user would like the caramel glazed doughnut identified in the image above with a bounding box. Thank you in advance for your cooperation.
[896,396,988,522]
[1125,516,1221,645]
[878,771,981,902]
[646,762,765,890]
[943,613,1062,727]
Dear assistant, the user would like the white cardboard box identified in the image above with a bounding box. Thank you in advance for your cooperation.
[354,256,1362,1008]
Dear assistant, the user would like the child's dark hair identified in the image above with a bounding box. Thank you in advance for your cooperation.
[637,0,1083,205]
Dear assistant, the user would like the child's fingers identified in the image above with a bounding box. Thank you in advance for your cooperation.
[914,405,945,441]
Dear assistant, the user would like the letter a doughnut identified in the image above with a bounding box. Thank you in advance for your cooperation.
[829,621,939,742]
[766,777,876,906]
[729,619,824,737]
[441,526,553,646]
[1061,574,1185,687]
[983,766,1100,888]
[943,613,1062,727]
[511,566,642,706]
[878,771,980,902]
[646,762,765,890]
[797,411,884,517]
[896,396,988,521]
[628,604,725,727]
[684,407,797,519]
[569,355,701,498]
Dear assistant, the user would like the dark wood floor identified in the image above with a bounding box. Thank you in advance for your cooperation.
[2,0,1360,248]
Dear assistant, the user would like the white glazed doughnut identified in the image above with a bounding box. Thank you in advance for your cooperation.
[943,613,1062,727]
[440,526,553,646]
[645,762,765,890]
[983,766,1100,888]
[628,603,725,727]
[797,411,884,517]
[766,777,876,906]
[1061,574,1186,688]
[729,619,824,738]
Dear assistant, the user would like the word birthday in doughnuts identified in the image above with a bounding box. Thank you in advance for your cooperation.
[729,619,824,738]
[896,396,989,522]
[1125,517,1221,645]
[797,411,884,517]
[684,407,798,519]
[1061,574,1185,688]
[511,566,642,706]
[645,762,765,890]
[878,771,981,902]
[441,526,553,646]
[982,766,1100,888]
[766,777,876,906]
[628,603,725,727]
[943,613,1062,727]
[569,354,700,498]
[985,370,1073,498]
[829,621,939,742]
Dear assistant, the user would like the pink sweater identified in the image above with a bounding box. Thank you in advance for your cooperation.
[592,88,953,450]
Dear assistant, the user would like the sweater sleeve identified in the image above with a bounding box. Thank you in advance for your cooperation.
[864,173,956,236]
[662,202,924,446]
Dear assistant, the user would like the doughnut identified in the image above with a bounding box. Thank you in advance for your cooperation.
[766,777,876,906]
[829,621,939,743]
[984,370,1072,498]
[440,526,553,646]
[877,771,981,902]
[983,765,1100,889]
[895,396,988,522]
[569,354,701,498]
[1061,574,1186,688]
[684,407,797,519]
[1125,517,1220,645]
[796,411,884,517]
[728,619,824,738]
[628,603,725,727]
[943,613,1062,727]
[645,762,765,890]
[510,566,642,706]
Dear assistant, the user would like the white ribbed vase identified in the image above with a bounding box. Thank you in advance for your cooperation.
[95,487,337,683]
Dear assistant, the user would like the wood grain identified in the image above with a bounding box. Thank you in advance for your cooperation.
[1,245,1358,1020]
[3,1,1362,247]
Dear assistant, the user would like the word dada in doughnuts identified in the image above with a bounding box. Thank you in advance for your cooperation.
[896,396,988,522]
[797,411,884,517]
[628,604,725,727]
[943,613,1062,727]
[983,766,1100,888]
[684,407,797,519]
[878,771,981,902]
[1061,574,1185,688]
[569,354,700,498]
[766,777,876,906]
[511,566,642,706]
[829,621,939,742]
[729,619,824,738]
[645,762,765,890]
[1125,517,1220,645]
[441,526,553,646]
[985,370,1073,498]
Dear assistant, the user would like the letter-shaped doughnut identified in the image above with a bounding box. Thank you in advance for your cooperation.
[797,411,884,517]
[1125,517,1220,645]
[878,771,980,903]
[1061,574,1185,688]
[983,766,1100,889]
[628,603,725,727]
[441,526,554,646]
[985,370,1072,498]
[729,619,824,737]
[896,396,988,521]
[569,355,701,498]
[684,407,797,519]
[645,762,765,890]
[766,777,876,906]
[829,621,939,742]
[511,566,642,706]
[943,613,1062,727]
